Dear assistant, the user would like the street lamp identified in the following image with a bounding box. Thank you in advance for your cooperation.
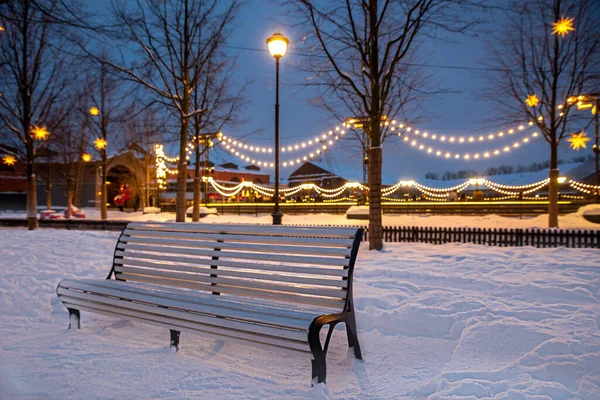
[266,32,289,225]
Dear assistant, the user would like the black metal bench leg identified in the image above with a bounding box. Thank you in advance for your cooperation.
[68,308,80,330]
[170,329,180,352]
[308,324,327,384]
[345,313,362,360]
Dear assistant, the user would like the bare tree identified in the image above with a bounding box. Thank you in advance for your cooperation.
[52,104,86,218]
[83,59,135,219]
[488,0,600,227]
[100,0,241,222]
[0,0,75,229]
[190,53,249,221]
[288,0,482,249]
[122,107,169,210]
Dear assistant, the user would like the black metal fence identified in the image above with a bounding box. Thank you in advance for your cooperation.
[359,226,600,248]
[1,218,598,248]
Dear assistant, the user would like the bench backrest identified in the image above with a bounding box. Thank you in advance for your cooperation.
[110,222,364,311]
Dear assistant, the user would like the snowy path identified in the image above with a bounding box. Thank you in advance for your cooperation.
[0,229,599,399]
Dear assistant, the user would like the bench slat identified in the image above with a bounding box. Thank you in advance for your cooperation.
[122,229,354,247]
[116,274,345,309]
[126,222,359,238]
[117,243,350,267]
[58,290,308,342]
[114,251,348,277]
[57,282,314,330]
[59,279,326,326]
[115,260,347,288]
[61,300,312,354]
[121,236,352,257]
[114,265,347,298]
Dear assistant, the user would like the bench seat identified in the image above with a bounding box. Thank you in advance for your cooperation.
[57,278,337,355]
[56,222,364,384]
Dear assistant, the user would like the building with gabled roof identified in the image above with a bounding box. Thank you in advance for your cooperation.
[287,161,347,189]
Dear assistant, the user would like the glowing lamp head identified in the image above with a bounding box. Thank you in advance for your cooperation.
[89,107,99,116]
[266,33,289,58]
[0,26,5,32]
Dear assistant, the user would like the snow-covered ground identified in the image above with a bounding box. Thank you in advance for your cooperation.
[1,229,599,399]
[2,206,600,230]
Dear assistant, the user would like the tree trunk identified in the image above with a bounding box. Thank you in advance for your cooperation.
[26,159,38,230]
[101,152,108,220]
[368,147,383,250]
[548,139,559,228]
[192,176,201,221]
[46,183,52,210]
[192,137,201,221]
[65,190,73,219]
[175,118,189,222]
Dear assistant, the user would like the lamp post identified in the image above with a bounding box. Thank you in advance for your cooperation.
[266,32,289,225]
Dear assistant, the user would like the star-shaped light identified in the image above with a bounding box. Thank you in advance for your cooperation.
[94,138,107,150]
[525,94,540,107]
[568,131,590,150]
[31,125,50,140]
[81,153,92,162]
[552,16,574,37]
[3,155,16,166]
[89,107,99,116]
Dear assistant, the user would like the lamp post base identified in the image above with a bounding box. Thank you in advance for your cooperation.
[272,208,283,225]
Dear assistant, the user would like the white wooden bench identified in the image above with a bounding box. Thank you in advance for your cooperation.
[56,222,364,384]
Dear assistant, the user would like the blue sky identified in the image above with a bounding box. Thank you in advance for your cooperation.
[85,0,578,182]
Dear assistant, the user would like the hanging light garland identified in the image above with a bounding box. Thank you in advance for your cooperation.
[569,180,600,194]
[401,130,541,160]
[396,121,535,145]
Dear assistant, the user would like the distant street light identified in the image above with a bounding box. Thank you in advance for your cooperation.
[89,107,99,116]
[82,153,92,162]
[266,32,289,225]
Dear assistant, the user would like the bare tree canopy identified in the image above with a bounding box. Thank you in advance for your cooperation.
[287,0,484,249]
[98,0,242,222]
[487,0,600,227]
[0,0,79,229]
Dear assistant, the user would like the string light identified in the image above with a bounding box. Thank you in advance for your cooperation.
[402,131,540,160]
[569,180,600,194]
[399,121,535,145]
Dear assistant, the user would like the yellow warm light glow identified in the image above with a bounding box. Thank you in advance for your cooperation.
[552,16,575,37]
[89,107,100,116]
[266,32,289,58]
[3,155,16,166]
[0,26,5,32]
[82,153,92,162]
[568,131,590,150]
[31,125,50,140]
[94,138,107,150]
[525,94,540,107]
